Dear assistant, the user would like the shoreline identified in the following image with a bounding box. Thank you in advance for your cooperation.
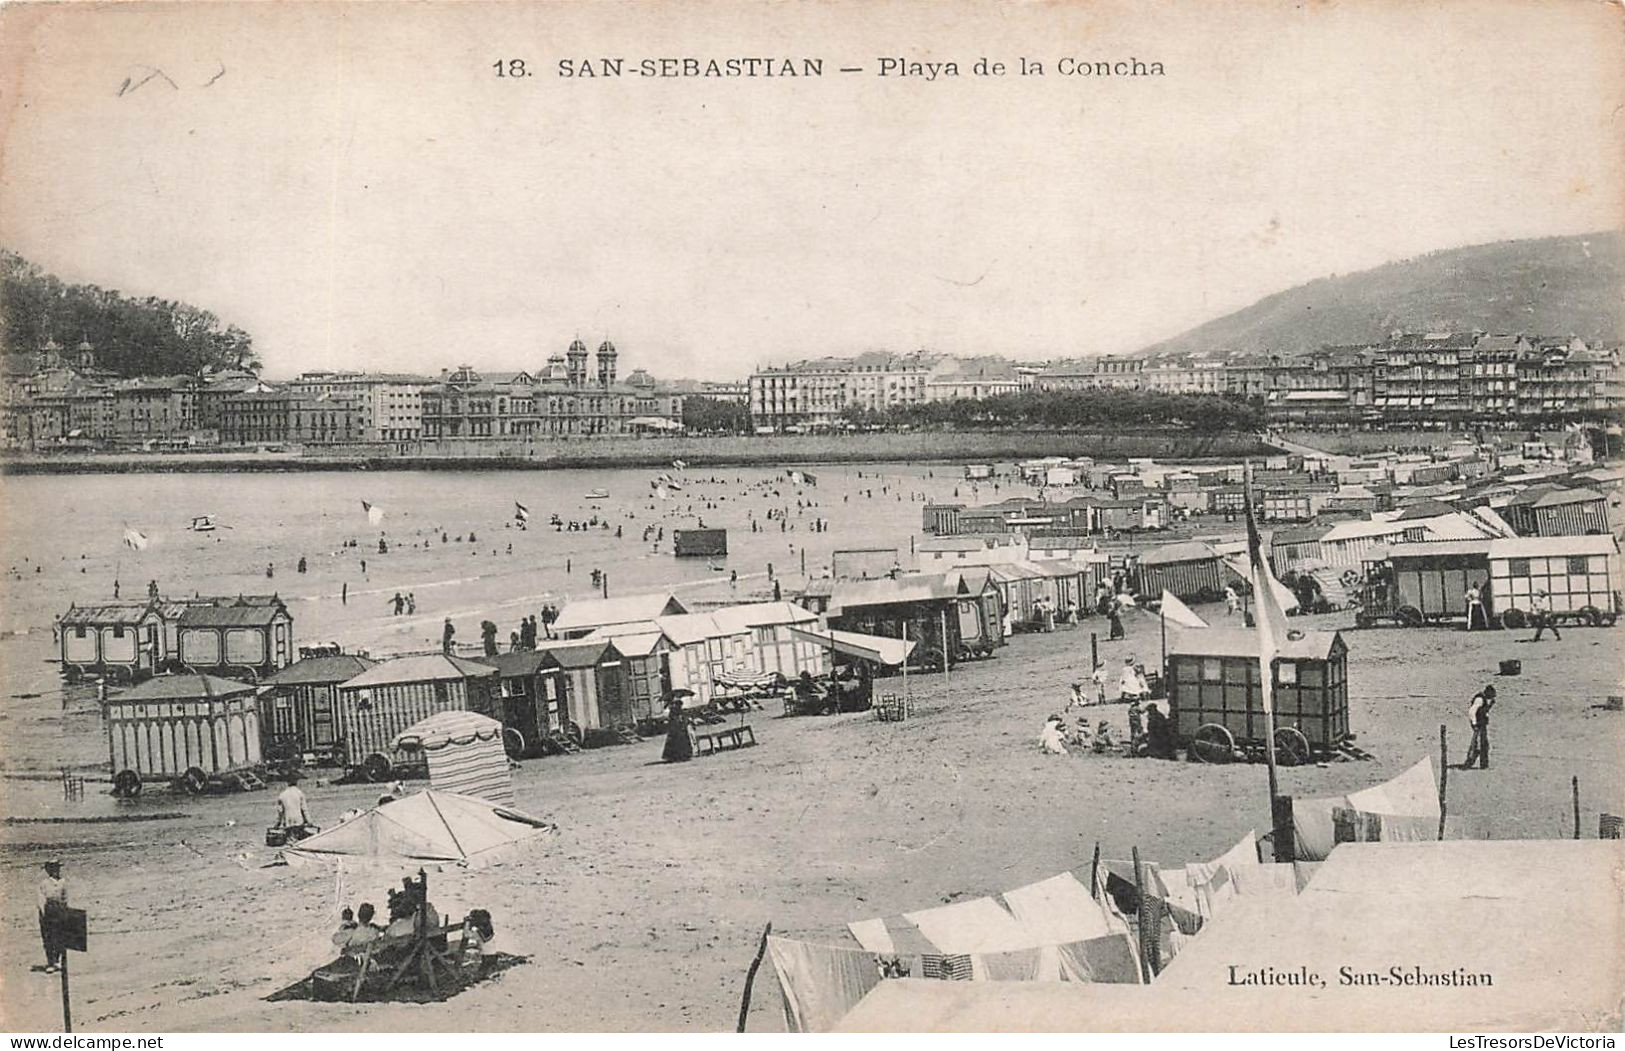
[0,430,1271,476]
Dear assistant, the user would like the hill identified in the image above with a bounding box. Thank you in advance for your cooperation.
[1138,232,1624,358]
[0,250,258,377]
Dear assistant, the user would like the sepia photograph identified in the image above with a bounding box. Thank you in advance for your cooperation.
[0,0,1621,1036]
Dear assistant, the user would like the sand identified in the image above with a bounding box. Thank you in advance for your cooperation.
[1,605,1619,1032]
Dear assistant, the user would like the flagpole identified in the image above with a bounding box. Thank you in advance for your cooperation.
[1244,462,1284,846]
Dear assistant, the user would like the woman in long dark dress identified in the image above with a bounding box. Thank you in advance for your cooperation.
[662,694,693,763]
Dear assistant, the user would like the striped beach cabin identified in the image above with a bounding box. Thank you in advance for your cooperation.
[333,654,499,780]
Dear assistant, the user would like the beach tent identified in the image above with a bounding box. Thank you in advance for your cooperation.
[836,840,1625,1032]
[392,711,513,805]
[1291,755,1440,861]
[282,789,551,870]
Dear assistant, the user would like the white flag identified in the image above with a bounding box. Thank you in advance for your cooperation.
[361,500,385,525]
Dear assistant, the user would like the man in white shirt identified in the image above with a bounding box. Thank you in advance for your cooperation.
[36,859,67,973]
[1529,590,1561,641]
[275,772,312,832]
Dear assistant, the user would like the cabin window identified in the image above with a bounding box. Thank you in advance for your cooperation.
[754,627,776,645]
[1275,661,1297,686]
[75,626,88,638]
[1567,556,1590,575]
[1299,663,1324,688]
[434,682,450,705]
[1200,658,1222,682]
[1507,558,1531,576]
[112,626,125,638]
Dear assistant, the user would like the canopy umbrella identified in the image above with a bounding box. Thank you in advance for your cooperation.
[787,625,916,666]
[282,789,553,872]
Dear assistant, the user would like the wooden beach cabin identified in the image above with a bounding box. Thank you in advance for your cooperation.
[106,673,263,796]
[1166,627,1350,765]
[333,654,499,780]
[1137,541,1242,602]
[708,602,827,680]
[59,601,166,682]
[473,650,569,753]
[533,638,633,735]
[1501,485,1610,538]
[673,528,728,558]
[1486,535,1621,627]
[175,596,293,681]
[259,650,377,766]
[551,592,688,640]
[655,612,753,707]
[825,570,1002,668]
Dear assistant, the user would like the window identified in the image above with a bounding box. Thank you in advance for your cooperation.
[112,626,125,638]
[1567,556,1590,575]
[1200,658,1222,682]
[1507,558,1531,576]
[1275,661,1297,685]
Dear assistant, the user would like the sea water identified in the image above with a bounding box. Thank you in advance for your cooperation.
[0,462,985,776]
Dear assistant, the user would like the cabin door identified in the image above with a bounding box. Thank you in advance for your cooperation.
[309,686,337,747]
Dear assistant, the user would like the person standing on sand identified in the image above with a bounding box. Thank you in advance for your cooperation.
[442,619,456,655]
[1462,685,1495,770]
[1530,589,1562,641]
[36,859,66,973]
[342,582,348,605]
[1107,596,1126,641]
[662,693,693,763]
[390,593,404,616]
[406,593,416,614]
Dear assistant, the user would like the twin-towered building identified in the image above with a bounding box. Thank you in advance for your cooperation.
[418,339,685,439]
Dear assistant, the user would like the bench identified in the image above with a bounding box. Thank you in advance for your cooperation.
[693,724,756,756]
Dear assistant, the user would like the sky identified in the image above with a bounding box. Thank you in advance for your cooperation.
[1,0,1620,381]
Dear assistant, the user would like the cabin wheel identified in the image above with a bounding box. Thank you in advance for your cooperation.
[1190,723,1236,764]
[1500,607,1527,630]
[564,721,584,747]
[112,769,142,798]
[361,753,392,783]
[1340,569,1361,589]
[182,767,208,795]
[1396,605,1425,628]
[502,727,526,758]
[1274,726,1312,767]
[1580,606,1602,628]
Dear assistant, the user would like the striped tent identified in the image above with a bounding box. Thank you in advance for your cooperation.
[392,711,512,805]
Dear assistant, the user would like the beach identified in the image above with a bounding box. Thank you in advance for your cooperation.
[0,604,1619,1031]
[0,462,1621,1032]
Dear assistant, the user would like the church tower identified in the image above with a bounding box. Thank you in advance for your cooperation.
[565,338,589,387]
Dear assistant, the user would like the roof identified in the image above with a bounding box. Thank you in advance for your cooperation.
[829,574,960,610]
[339,653,497,688]
[533,639,615,669]
[264,654,377,686]
[61,602,155,626]
[1319,519,1407,544]
[472,651,561,678]
[552,592,688,632]
[1138,540,1220,566]
[1386,539,1493,560]
[177,601,288,628]
[1392,498,1458,520]
[1506,485,1605,509]
[1269,524,1330,547]
[1027,535,1097,551]
[1488,535,1620,559]
[112,673,255,702]
[1166,626,1342,661]
[707,602,819,633]
[654,612,737,645]
[917,537,1000,552]
[987,561,1048,583]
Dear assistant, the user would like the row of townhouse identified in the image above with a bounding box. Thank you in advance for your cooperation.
[747,333,1620,432]
[747,353,1040,430]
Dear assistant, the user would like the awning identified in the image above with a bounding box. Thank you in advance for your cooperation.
[789,626,915,666]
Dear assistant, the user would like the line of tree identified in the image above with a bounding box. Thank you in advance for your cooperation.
[840,388,1264,433]
[682,395,751,434]
[1,250,259,377]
